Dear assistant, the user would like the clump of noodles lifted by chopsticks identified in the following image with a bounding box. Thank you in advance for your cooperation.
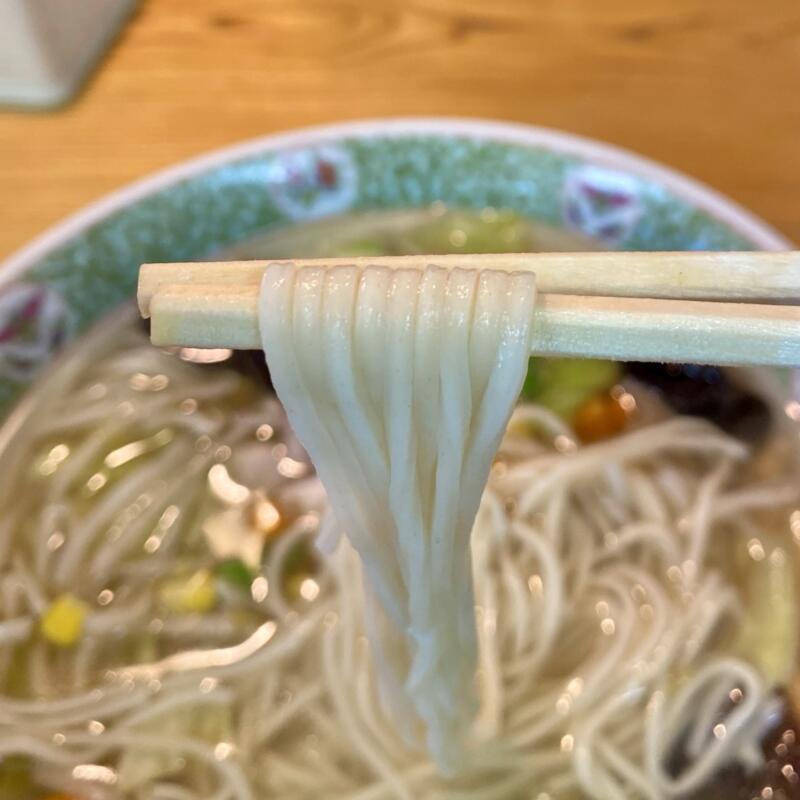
[259,263,536,770]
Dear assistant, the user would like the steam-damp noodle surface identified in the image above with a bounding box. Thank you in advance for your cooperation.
[1,208,799,800]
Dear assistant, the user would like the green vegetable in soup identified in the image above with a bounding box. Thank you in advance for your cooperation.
[325,210,536,258]
[400,209,536,254]
[521,357,621,420]
[215,557,256,591]
[226,206,601,262]
[327,236,390,258]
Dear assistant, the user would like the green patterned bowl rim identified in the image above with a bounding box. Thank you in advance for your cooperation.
[0,117,792,416]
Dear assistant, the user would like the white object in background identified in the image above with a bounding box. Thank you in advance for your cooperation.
[0,0,138,108]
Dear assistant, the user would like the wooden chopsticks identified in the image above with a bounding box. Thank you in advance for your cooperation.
[138,253,800,367]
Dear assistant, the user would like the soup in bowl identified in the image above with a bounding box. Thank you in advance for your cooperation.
[0,120,794,800]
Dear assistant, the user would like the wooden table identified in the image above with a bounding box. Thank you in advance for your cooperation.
[1,0,798,258]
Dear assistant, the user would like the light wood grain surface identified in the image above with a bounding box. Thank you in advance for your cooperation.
[0,0,798,259]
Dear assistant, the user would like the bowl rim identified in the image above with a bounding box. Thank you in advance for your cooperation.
[1,116,791,288]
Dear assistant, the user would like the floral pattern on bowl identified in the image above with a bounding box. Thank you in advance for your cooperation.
[266,144,358,220]
[562,166,643,246]
[0,119,789,415]
[0,283,74,383]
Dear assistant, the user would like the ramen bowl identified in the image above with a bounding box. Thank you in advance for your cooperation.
[0,118,795,800]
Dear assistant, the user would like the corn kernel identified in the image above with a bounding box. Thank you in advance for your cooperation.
[40,594,88,647]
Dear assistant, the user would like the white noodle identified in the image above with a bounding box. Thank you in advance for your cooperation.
[0,302,794,799]
[260,264,536,772]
